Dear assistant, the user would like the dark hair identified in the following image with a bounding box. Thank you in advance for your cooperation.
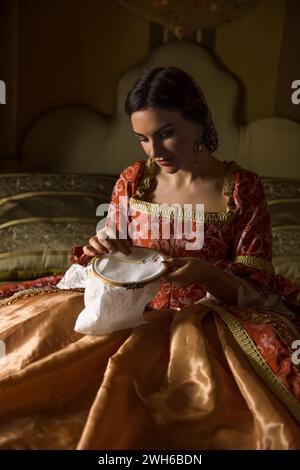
[125,67,218,152]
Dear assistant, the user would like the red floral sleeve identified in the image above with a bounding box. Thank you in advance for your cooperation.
[70,160,146,266]
[214,170,300,304]
[105,160,146,236]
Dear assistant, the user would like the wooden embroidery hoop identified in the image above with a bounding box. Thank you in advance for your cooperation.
[92,246,168,288]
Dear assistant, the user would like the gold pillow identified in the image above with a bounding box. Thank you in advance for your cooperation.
[0,173,116,280]
[262,177,300,283]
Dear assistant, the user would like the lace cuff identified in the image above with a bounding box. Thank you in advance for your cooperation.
[206,273,295,319]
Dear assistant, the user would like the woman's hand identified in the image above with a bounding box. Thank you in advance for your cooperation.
[83,228,132,257]
[161,257,212,288]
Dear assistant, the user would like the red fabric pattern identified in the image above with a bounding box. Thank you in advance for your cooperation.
[3,159,300,402]
[71,159,300,310]
[229,309,300,402]
[213,170,299,303]
[249,322,300,401]
[0,275,63,299]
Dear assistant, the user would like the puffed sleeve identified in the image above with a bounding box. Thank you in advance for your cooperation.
[211,170,300,309]
[104,160,146,236]
[70,160,146,266]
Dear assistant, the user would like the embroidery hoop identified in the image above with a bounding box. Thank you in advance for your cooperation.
[92,246,168,288]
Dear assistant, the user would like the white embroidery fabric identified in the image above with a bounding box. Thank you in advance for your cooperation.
[75,275,160,334]
[56,263,92,289]
[206,273,295,319]
[93,248,165,284]
[57,259,295,333]
[57,260,161,334]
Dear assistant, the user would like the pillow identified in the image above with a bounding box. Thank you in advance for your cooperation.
[262,177,300,284]
[0,173,116,280]
[2,173,299,284]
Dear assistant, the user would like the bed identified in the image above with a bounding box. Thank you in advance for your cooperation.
[1,40,300,287]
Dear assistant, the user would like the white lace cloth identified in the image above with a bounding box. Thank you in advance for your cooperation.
[57,262,295,334]
[56,263,92,289]
[57,263,160,334]
[206,273,295,319]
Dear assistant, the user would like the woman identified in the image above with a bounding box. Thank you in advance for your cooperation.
[1,67,300,450]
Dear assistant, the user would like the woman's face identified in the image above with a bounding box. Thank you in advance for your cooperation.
[131,107,201,173]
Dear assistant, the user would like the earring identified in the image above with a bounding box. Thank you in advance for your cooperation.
[193,137,204,164]
[194,141,203,152]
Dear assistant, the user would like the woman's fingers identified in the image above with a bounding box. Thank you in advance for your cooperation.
[87,232,133,257]
[161,258,188,285]
[83,244,100,257]
[89,236,108,254]
[114,239,132,255]
[162,258,185,269]
[123,238,133,251]
[163,267,185,281]
[96,230,132,256]
[161,259,184,275]
[162,270,187,288]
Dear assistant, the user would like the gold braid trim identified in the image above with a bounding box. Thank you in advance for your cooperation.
[235,255,276,275]
[129,198,207,222]
[196,298,300,423]
[0,287,84,306]
[130,160,240,225]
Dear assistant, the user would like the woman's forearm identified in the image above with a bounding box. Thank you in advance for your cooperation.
[201,263,251,306]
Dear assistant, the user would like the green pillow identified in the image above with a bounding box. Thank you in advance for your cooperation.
[0,173,116,280]
[262,177,300,283]
[2,174,299,283]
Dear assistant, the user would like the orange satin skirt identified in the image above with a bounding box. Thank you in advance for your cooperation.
[0,290,299,450]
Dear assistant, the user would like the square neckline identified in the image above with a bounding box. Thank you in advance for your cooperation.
[129,159,240,224]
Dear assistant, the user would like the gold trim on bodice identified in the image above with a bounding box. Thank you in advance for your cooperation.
[129,158,240,224]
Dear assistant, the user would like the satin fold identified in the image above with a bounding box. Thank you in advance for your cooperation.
[0,291,299,450]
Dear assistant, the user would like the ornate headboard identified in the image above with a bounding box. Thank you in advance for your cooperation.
[20,41,300,177]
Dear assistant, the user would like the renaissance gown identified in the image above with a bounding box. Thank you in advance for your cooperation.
[0,158,300,450]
